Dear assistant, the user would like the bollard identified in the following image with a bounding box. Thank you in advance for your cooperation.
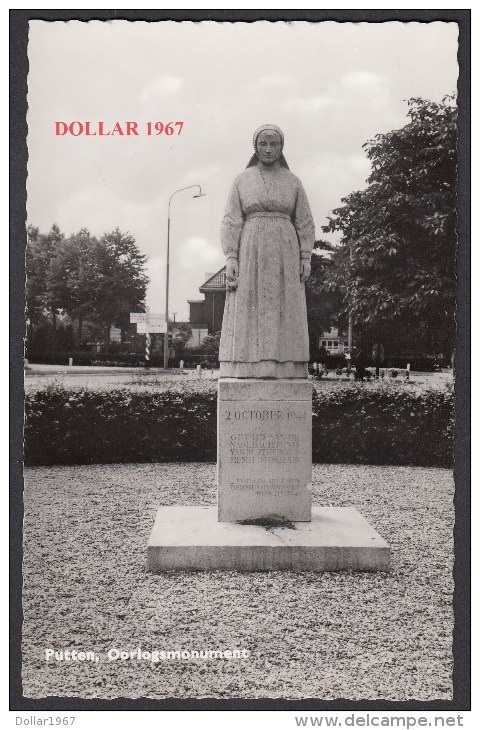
[145,333,151,369]
[68,357,73,367]
[180,359,184,370]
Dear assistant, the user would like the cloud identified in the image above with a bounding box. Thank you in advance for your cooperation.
[341,71,387,94]
[298,95,339,112]
[180,236,220,270]
[347,154,371,177]
[139,76,183,102]
[281,94,338,114]
[257,74,292,86]
[183,165,222,185]
[279,94,339,115]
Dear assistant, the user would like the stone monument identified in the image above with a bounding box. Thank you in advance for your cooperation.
[147,126,390,572]
[217,378,312,523]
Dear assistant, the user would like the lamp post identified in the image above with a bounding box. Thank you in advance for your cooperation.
[164,184,206,369]
[347,229,354,357]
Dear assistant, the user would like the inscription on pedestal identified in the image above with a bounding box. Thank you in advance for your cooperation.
[217,380,312,522]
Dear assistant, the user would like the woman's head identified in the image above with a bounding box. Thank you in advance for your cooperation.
[247,124,289,169]
[255,130,282,166]
[253,124,284,150]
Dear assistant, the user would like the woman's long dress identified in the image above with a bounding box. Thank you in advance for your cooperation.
[219,164,315,378]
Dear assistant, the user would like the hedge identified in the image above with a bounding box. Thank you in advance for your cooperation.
[311,385,453,467]
[24,384,454,467]
[26,351,217,368]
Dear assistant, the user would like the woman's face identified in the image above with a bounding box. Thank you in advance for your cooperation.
[256,131,282,166]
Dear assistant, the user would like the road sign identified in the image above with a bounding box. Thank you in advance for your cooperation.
[136,323,167,334]
[130,312,165,324]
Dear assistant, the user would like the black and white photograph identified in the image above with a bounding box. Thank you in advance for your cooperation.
[12,10,470,716]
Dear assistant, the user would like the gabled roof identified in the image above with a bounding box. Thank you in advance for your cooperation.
[199,266,226,292]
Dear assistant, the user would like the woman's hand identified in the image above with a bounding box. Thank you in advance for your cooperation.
[300,260,311,283]
[226,257,239,290]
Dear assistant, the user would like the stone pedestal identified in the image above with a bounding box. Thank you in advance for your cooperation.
[217,379,312,522]
[146,376,391,573]
[147,506,391,572]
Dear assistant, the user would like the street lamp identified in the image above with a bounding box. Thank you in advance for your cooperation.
[347,231,354,356]
[164,184,206,369]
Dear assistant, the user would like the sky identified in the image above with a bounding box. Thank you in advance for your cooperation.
[27,20,458,321]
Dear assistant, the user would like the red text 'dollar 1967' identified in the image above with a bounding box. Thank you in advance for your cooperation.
[54,121,184,136]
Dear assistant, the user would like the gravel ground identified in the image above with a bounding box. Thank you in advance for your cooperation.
[22,463,454,701]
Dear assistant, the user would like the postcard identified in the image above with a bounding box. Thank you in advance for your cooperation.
[14,13,468,715]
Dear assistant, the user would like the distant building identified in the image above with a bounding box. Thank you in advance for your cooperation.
[318,327,348,354]
[185,268,349,357]
[187,267,226,347]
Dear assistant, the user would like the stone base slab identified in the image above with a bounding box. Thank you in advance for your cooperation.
[147,506,391,572]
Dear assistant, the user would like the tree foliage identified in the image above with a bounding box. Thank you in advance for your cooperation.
[171,322,193,355]
[199,331,221,356]
[322,96,457,356]
[305,243,345,354]
[95,229,149,340]
[26,224,65,325]
[47,229,101,330]
[26,225,149,346]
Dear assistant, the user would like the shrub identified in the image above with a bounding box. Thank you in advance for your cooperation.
[24,383,453,467]
[311,384,453,467]
[25,386,217,465]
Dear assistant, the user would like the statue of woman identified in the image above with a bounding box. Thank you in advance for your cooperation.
[219,124,315,378]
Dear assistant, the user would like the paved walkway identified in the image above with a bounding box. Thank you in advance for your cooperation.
[24,363,453,391]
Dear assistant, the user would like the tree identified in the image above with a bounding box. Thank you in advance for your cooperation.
[47,229,101,343]
[322,96,457,358]
[171,322,193,356]
[26,224,67,351]
[27,226,149,349]
[26,224,65,325]
[199,331,221,357]
[305,240,345,357]
[95,229,149,343]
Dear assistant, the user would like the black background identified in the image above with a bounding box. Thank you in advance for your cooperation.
[10,8,471,713]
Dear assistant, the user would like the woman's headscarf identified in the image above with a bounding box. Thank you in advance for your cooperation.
[246,124,290,169]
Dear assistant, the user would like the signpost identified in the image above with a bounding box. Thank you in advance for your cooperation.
[130,313,166,325]
[130,311,167,368]
[135,324,167,334]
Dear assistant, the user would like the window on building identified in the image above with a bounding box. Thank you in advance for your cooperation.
[333,341,338,348]
[327,341,332,347]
